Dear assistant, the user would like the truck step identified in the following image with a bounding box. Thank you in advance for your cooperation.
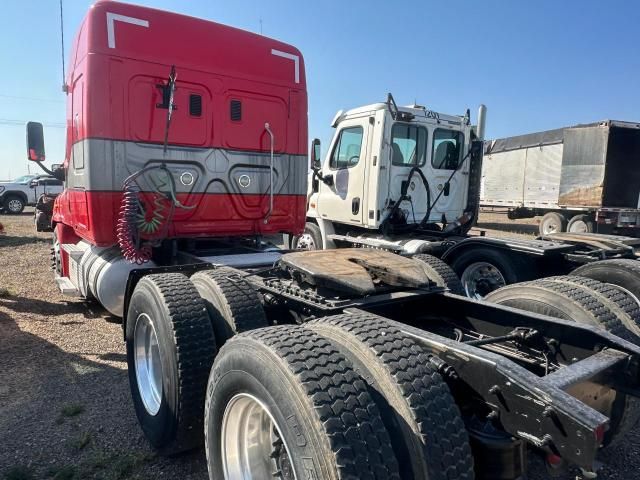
[55,276,80,297]
[60,243,88,262]
[60,243,87,262]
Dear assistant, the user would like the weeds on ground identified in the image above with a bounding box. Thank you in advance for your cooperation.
[3,466,35,480]
[68,431,92,451]
[0,287,14,298]
[45,465,76,480]
[60,404,84,417]
[79,451,154,480]
[56,404,85,424]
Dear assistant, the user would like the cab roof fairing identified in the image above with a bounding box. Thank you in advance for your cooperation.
[82,0,306,89]
[330,102,470,130]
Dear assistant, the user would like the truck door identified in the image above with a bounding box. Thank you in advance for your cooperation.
[317,117,371,225]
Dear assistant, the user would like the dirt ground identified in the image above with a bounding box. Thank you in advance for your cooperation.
[1,210,638,480]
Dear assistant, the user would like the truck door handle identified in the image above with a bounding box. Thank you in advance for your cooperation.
[352,197,360,215]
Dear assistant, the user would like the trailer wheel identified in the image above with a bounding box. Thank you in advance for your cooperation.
[293,221,323,250]
[205,326,401,480]
[539,212,567,235]
[306,313,474,480]
[126,273,216,455]
[449,247,531,299]
[486,278,640,445]
[412,254,464,295]
[567,214,595,233]
[572,259,640,305]
[191,267,268,348]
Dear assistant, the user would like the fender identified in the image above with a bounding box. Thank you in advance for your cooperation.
[1,190,29,205]
[441,235,576,262]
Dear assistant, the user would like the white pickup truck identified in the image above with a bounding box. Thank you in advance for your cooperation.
[0,174,63,214]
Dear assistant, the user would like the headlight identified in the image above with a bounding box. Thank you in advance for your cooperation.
[0,186,5,193]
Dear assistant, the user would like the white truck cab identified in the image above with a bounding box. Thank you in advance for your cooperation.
[296,96,640,300]
[304,94,486,250]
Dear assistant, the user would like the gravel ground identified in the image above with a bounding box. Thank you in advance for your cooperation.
[0,210,638,480]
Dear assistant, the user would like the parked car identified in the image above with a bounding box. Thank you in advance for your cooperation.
[0,174,63,214]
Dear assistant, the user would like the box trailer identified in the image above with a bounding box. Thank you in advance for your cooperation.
[481,121,640,236]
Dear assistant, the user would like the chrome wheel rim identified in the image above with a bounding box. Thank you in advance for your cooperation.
[542,217,561,234]
[569,220,588,233]
[134,313,163,416]
[7,199,23,212]
[52,236,62,276]
[295,233,316,250]
[461,262,507,299]
[221,393,296,480]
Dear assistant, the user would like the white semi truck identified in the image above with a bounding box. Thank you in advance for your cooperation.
[482,121,640,237]
[294,95,640,298]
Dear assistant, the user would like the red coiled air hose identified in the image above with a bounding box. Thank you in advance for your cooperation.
[116,183,153,265]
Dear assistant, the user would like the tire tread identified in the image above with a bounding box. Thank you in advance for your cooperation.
[308,313,474,480]
[227,326,401,480]
[412,254,464,295]
[139,273,216,453]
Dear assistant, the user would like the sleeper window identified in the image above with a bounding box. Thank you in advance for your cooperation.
[391,123,427,166]
[432,129,464,170]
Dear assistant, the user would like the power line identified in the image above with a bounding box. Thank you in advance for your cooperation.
[0,94,64,104]
[0,119,65,128]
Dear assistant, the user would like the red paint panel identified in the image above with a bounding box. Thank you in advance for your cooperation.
[87,2,305,88]
[54,190,305,247]
[65,1,307,155]
[128,74,210,147]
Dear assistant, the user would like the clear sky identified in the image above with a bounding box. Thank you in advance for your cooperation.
[1,0,639,180]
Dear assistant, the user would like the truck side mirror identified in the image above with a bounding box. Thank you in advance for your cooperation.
[26,122,46,162]
[29,179,39,188]
[311,138,321,170]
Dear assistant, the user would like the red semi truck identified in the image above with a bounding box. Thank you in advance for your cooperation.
[25,2,640,479]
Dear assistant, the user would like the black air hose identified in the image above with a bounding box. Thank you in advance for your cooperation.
[381,165,431,233]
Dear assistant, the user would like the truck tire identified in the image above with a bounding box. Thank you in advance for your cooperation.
[567,214,595,233]
[539,212,567,235]
[543,275,640,340]
[4,194,25,214]
[293,221,323,250]
[126,273,216,455]
[572,259,640,305]
[485,278,637,343]
[485,278,640,445]
[306,313,474,480]
[449,247,532,299]
[191,267,268,348]
[205,326,401,480]
[412,253,464,295]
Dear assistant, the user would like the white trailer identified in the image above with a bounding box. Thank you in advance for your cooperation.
[481,121,640,236]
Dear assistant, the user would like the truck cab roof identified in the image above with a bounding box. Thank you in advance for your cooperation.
[332,102,467,128]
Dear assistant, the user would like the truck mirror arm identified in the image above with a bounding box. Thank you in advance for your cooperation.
[311,166,334,187]
[33,161,65,182]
